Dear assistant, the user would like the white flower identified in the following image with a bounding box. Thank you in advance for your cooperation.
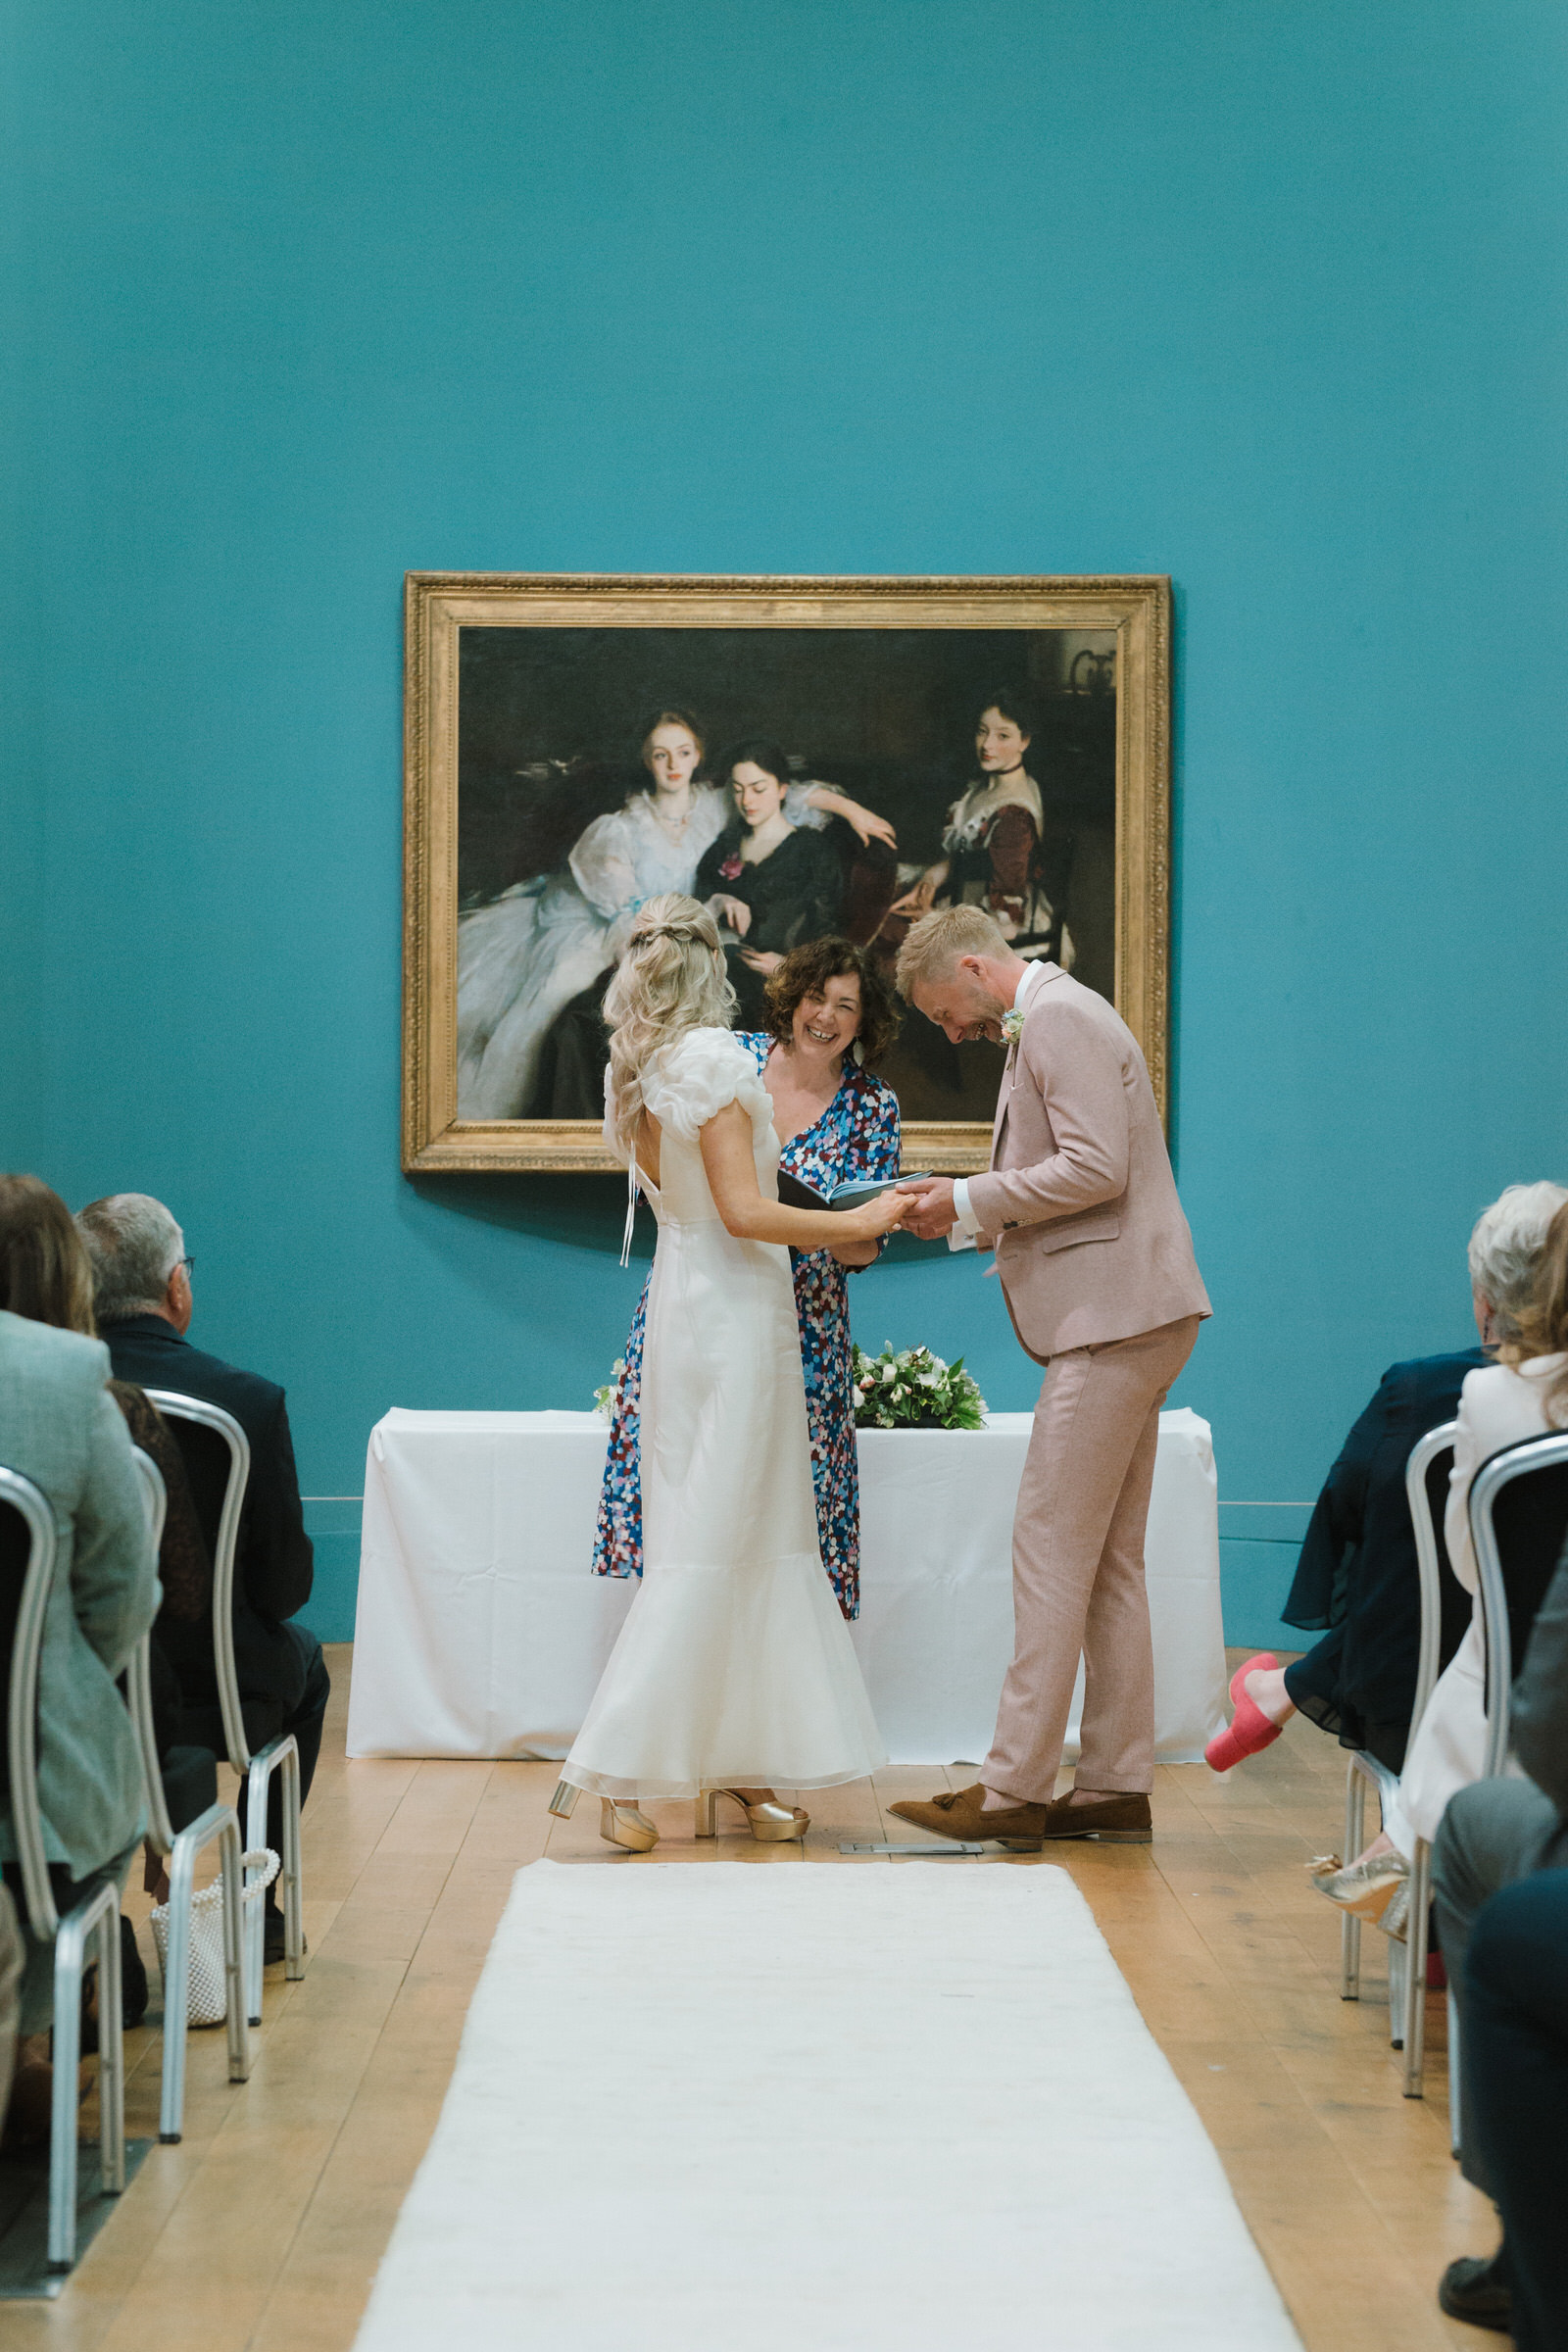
[1001,1008,1025,1047]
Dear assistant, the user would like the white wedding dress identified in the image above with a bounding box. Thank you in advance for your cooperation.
[559,1028,888,1800]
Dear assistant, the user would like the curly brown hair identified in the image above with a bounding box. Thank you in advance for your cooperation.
[761,937,901,1066]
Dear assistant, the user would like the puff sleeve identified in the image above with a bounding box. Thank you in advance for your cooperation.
[643,1029,772,1141]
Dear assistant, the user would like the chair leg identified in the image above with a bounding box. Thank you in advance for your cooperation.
[158,1805,250,2140]
[159,1836,196,2141]
[1341,1766,1365,2000]
[1387,1929,1406,2048]
[46,1885,124,2273]
[96,1904,124,2198]
[219,1816,252,2083]
[245,1735,305,2019]
[278,1746,304,1982]
[48,1923,83,2271]
[1401,1840,1431,2096]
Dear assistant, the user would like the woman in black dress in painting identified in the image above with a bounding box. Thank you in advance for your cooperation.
[696,740,845,1027]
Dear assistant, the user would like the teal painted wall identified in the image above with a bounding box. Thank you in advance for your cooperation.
[5,3,1565,1645]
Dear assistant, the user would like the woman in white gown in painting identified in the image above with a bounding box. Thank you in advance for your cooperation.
[457,710,894,1120]
[549,894,903,1853]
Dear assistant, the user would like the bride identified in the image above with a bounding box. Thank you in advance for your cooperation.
[549,894,904,1852]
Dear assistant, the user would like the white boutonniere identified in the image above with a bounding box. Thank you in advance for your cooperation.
[1001,1008,1025,1047]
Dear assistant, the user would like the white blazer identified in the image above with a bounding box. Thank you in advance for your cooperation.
[1393,1352,1566,1854]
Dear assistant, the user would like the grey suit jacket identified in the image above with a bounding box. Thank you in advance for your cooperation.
[966,965,1211,1359]
[0,1311,161,1881]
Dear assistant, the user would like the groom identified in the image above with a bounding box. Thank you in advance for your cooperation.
[889,907,1210,1848]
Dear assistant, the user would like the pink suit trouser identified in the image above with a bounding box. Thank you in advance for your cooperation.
[983,1314,1200,1803]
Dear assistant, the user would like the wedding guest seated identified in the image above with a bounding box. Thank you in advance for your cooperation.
[0,1176,160,2140]
[1430,1528,1568,2340]
[1218,1188,1568,1938]
[1207,1183,1565,1786]
[0,1176,213,2007]
[76,1193,327,1964]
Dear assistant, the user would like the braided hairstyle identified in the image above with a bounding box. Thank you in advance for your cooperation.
[603,894,736,1162]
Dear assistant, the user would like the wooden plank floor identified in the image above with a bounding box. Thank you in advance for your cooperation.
[9,1645,1494,2350]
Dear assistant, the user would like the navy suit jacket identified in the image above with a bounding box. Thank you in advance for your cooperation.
[100,1315,314,1731]
[1284,1347,1487,1759]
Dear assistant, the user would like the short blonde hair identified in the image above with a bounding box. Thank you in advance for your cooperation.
[894,905,1008,999]
[1468,1181,1568,1339]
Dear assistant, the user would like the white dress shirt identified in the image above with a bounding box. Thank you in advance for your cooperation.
[950,958,1052,1244]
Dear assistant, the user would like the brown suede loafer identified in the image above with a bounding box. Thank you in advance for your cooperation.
[887,1783,1051,1850]
[1037,1791,1152,1843]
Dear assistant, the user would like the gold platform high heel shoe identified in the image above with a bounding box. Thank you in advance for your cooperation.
[695,1788,809,1843]
[548,1782,658,1852]
[599,1799,659,1853]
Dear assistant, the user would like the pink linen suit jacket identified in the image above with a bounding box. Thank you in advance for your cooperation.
[966,964,1211,1361]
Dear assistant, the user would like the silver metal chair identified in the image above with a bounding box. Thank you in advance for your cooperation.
[1340,1418,1458,2073]
[1395,1420,1462,2092]
[126,1448,250,2140]
[0,1465,125,2273]
[1451,1431,1568,2147]
[142,1391,305,2022]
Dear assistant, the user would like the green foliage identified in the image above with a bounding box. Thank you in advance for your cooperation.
[851,1341,987,1432]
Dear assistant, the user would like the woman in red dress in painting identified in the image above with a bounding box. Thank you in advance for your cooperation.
[890,688,1070,967]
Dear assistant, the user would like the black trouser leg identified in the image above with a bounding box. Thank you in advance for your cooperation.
[265,1628,330,1862]
[1464,1870,1568,2352]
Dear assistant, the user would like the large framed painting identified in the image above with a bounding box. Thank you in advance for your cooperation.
[403,573,1170,1173]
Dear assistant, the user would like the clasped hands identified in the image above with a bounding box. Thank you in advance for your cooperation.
[893,1176,959,1241]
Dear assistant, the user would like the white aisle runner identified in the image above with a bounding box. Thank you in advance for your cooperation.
[354,1861,1300,2352]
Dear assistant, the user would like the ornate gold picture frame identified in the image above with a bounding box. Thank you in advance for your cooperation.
[403,572,1170,1173]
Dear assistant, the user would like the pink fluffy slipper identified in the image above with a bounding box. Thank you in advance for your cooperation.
[1204,1652,1285,1773]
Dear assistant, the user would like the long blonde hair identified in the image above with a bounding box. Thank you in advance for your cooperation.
[604,894,736,1162]
[1500,1199,1568,1427]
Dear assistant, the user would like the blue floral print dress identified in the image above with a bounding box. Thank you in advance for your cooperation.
[592,1034,902,1619]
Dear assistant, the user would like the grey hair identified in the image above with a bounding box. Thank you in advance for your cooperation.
[894,904,1010,998]
[1468,1181,1568,1340]
[75,1192,185,1322]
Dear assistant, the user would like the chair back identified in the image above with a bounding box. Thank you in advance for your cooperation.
[142,1392,252,1774]
[1468,1430,1568,1777]
[1404,1421,1463,1731]
[0,1467,61,1941]
[126,1447,177,1855]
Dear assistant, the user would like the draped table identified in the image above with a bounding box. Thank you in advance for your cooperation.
[346,1407,1228,1766]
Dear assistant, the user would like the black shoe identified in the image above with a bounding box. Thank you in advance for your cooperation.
[262,1902,307,1966]
[1439,2250,1511,2330]
[120,1913,149,2029]
[74,1915,150,2056]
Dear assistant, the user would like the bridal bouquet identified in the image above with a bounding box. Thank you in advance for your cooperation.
[593,1360,627,1419]
[852,1342,986,1432]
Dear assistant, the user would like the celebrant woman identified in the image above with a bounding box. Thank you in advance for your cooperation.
[596,934,903,1623]
[551,897,902,1854]
[458,710,892,1118]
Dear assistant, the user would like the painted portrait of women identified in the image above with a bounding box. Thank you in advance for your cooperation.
[456,709,887,1119]
[411,583,1150,1171]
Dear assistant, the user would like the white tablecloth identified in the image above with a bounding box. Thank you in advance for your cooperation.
[346,1408,1228,1767]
